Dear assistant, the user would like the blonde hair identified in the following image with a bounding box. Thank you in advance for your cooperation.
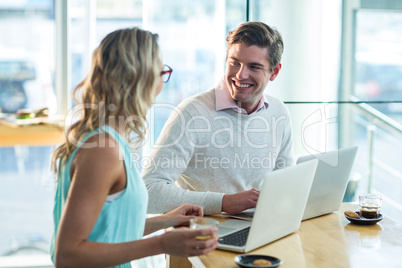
[52,27,161,174]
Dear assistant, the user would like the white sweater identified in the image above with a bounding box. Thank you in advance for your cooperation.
[142,86,294,215]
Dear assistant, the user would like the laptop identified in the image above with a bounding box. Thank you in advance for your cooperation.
[217,159,318,253]
[297,146,358,220]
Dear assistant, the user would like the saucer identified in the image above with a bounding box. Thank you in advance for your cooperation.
[344,211,383,225]
[234,254,282,267]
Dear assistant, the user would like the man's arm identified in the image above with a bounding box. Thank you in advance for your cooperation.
[142,106,224,215]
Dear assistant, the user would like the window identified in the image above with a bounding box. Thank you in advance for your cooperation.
[0,0,247,266]
[144,0,246,145]
[0,1,56,114]
[340,0,402,223]
[0,1,56,266]
[1,0,401,266]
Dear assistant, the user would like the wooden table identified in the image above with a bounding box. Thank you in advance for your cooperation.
[169,203,402,268]
[0,123,64,146]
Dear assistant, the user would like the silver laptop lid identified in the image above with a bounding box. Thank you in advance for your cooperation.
[245,159,318,252]
[217,159,318,253]
[297,146,358,220]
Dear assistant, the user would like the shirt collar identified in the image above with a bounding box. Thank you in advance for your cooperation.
[215,78,269,114]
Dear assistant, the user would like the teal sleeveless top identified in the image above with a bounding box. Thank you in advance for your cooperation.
[50,126,148,268]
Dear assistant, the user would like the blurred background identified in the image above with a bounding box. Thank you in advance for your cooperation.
[0,0,401,267]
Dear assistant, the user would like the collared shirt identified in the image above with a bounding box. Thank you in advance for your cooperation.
[143,81,295,215]
[215,78,269,114]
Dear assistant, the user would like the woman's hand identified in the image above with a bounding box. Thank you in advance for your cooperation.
[159,227,219,257]
[162,204,204,228]
[145,204,205,235]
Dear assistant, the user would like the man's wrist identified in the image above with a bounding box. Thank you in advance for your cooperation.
[221,194,230,213]
[204,192,225,215]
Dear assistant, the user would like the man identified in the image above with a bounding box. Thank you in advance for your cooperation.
[143,21,294,215]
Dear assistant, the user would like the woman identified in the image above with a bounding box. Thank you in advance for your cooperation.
[50,27,218,268]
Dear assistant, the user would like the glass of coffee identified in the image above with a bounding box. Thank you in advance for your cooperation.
[190,218,219,240]
[359,193,382,219]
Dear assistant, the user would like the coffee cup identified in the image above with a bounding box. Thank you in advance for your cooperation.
[359,193,382,219]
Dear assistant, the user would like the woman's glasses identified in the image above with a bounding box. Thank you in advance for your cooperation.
[161,65,173,83]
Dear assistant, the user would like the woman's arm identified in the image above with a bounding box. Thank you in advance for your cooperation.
[55,134,127,267]
[144,204,203,235]
[56,228,218,268]
[54,135,218,268]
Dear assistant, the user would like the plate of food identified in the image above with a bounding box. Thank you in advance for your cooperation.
[234,254,282,267]
[344,210,383,225]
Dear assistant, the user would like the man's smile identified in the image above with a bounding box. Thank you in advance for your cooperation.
[233,80,253,89]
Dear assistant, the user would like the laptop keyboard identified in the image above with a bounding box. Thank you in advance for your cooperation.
[218,227,250,246]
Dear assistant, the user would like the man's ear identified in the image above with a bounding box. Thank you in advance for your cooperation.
[269,62,282,81]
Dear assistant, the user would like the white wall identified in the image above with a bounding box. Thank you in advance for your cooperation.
[256,0,342,157]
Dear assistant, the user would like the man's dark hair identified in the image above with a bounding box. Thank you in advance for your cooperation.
[226,21,284,72]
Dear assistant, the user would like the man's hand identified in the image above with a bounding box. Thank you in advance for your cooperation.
[222,188,260,213]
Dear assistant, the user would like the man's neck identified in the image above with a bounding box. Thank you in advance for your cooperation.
[235,100,259,114]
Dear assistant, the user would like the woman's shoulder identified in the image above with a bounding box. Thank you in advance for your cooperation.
[71,132,124,179]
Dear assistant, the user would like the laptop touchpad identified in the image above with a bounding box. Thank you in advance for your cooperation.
[217,219,252,236]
